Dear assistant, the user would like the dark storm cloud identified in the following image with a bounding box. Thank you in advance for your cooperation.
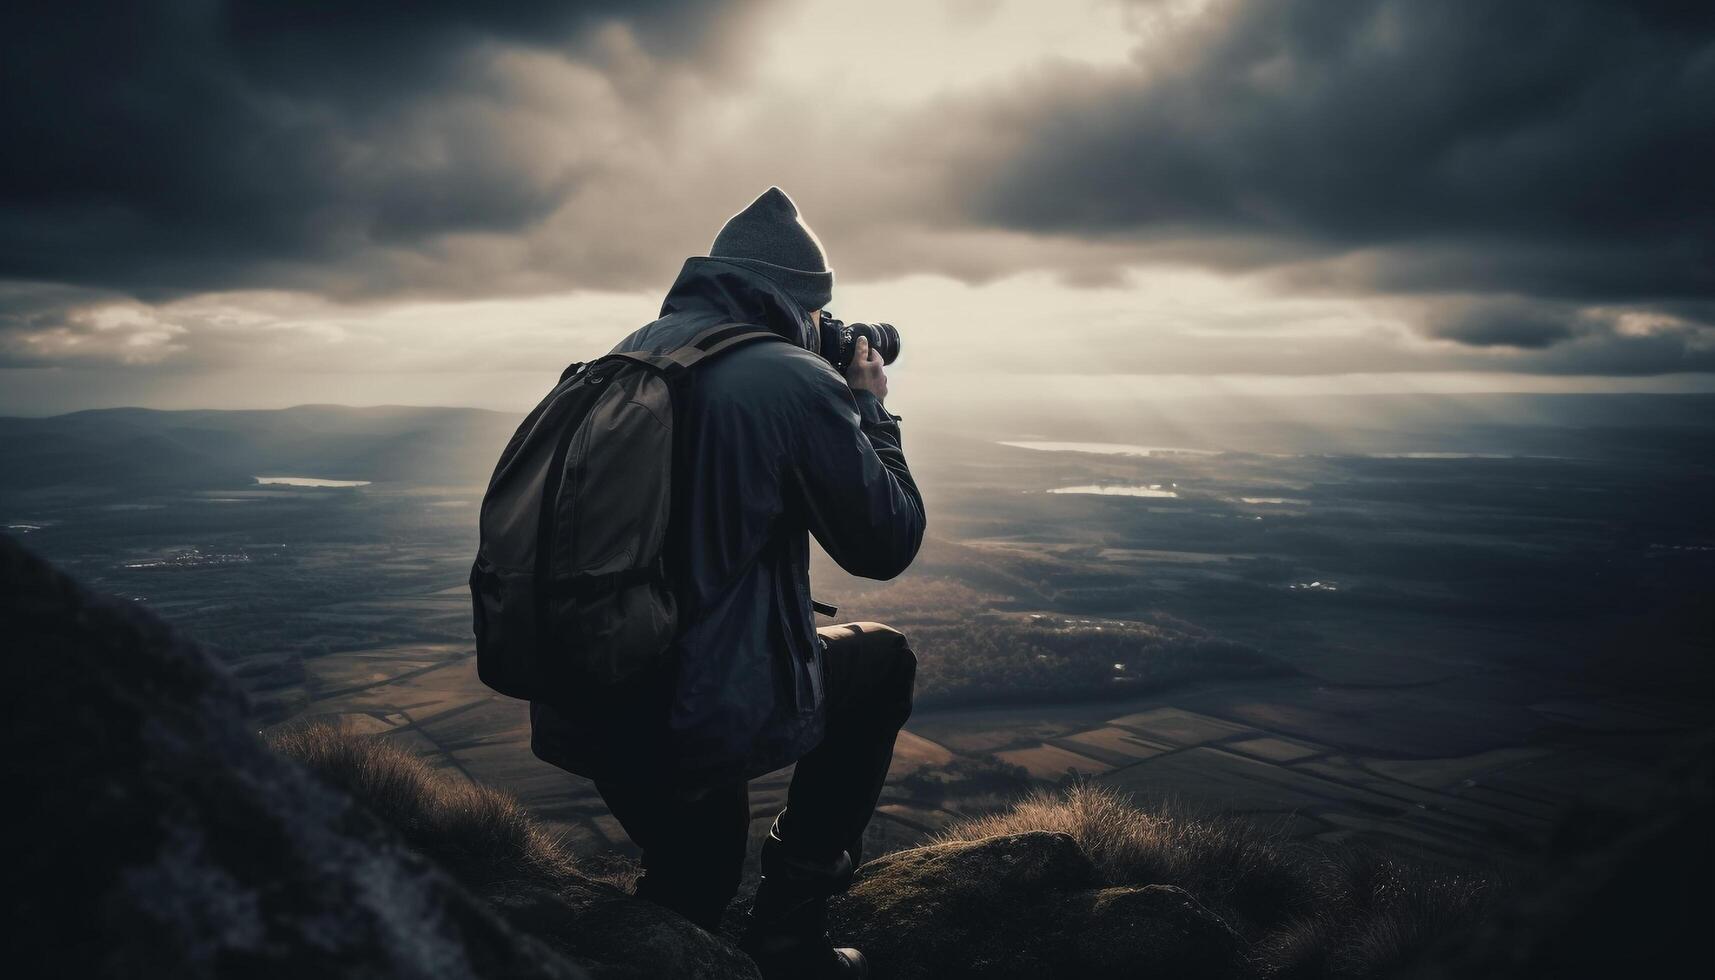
[0,281,187,368]
[0,0,771,298]
[0,283,94,367]
[931,0,1715,309]
[1426,299,1579,350]
[4,0,1712,382]
[1410,296,1715,374]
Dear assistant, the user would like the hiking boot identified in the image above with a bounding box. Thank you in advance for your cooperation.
[742,925,868,980]
[740,824,868,979]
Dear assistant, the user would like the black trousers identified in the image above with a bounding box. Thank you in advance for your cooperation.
[594,622,916,930]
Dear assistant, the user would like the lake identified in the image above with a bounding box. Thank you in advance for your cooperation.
[1000,441,1219,457]
[1048,484,1179,498]
[254,476,373,488]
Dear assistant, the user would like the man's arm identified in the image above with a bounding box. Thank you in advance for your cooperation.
[789,338,925,580]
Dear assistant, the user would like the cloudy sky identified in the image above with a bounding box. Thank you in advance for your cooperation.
[3,0,1712,417]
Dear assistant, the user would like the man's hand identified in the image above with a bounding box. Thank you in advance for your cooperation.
[844,336,888,403]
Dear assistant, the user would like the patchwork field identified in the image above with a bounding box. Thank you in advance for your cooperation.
[253,597,1702,874]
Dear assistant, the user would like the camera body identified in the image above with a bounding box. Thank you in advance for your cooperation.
[817,313,901,373]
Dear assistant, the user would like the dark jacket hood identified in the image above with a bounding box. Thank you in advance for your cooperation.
[660,257,819,352]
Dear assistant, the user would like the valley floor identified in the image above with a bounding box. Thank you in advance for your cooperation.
[270,627,1705,873]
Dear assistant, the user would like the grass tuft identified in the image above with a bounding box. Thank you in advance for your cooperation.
[268,721,589,891]
[936,782,1495,978]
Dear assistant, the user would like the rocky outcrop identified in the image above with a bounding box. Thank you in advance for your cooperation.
[830,831,1247,979]
[485,881,761,980]
[2,534,747,979]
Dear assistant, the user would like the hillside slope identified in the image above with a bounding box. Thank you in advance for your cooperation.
[0,404,520,491]
[4,533,744,979]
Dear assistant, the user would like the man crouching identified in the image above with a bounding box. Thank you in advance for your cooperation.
[529,187,925,978]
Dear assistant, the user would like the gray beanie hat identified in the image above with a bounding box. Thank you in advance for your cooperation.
[708,187,834,311]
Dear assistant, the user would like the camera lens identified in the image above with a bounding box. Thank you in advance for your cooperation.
[817,313,902,371]
[851,321,901,366]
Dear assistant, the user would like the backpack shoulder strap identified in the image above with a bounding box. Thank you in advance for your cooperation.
[682,322,788,366]
[603,322,786,377]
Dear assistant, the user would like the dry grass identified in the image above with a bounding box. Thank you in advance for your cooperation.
[268,721,593,892]
[936,783,1495,979]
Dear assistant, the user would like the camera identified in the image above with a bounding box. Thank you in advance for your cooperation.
[817,312,901,373]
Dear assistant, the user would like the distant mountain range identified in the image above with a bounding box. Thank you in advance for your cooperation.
[0,405,522,492]
[4,393,1713,495]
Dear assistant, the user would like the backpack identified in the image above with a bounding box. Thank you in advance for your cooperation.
[470,322,785,702]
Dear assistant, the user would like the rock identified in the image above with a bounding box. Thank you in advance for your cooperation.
[831,831,1248,979]
[1056,884,1248,979]
[491,881,761,980]
[4,535,589,978]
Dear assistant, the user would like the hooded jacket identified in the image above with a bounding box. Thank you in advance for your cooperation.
[529,258,925,785]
